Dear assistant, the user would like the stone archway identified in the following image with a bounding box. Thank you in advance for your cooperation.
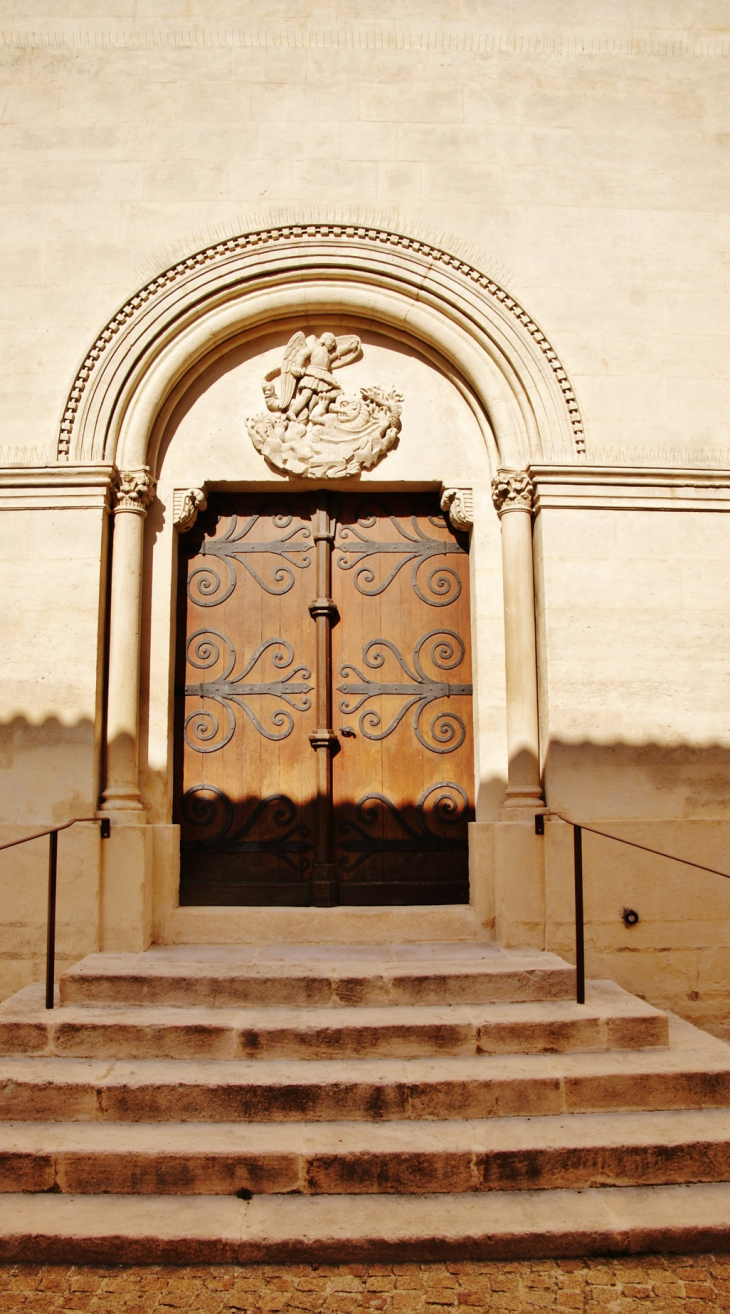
[74,222,582,932]
[58,222,583,472]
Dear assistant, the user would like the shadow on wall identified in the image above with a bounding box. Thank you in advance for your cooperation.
[0,713,729,840]
[541,741,730,1040]
[2,713,730,1029]
[544,739,730,821]
[0,715,97,826]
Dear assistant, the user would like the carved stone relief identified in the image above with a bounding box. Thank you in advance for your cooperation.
[246,332,403,479]
[491,470,534,516]
[113,468,157,514]
[440,487,474,531]
[173,487,208,533]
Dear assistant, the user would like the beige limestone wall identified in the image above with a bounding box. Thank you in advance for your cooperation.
[1,2,729,464]
[0,494,109,1001]
[2,1,730,1032]
[535,505,730,820]
[0,503,108,825]
[529,495,730,1036]
[543,817,730,1041]
[0,822,101,999]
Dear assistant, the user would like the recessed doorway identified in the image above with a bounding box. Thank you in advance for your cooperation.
[174,492,474,906]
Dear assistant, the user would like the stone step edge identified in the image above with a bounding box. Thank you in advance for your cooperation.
[6,1110,730,1196]
[166,906,486,946]
[2,1183,730,1262]
[61,957,574,983]
[0,985,669,1057]
[1,978,654,1024]
[0,1013,721,1081]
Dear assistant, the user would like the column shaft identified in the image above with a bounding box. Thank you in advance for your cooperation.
[492,471,544,817]
[101,470,156,816]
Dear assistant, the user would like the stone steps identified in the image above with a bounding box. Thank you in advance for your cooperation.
[5,1108,730,1196]
[0,1015,727,1124]
[0,980,668,1060]
[59,946,576,1010]
[3,940,730,1260]
[2,1183,730,1264]
[166,904,486,946]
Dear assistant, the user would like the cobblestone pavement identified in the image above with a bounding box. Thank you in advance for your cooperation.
[0,1256,728,1313]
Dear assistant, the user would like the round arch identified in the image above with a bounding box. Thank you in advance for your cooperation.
[58,222,584,473]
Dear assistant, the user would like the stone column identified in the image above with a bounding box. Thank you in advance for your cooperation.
[491,470,545,818]
[101,469,156,817]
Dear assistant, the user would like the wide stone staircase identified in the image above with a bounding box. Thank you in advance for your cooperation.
[3,935,730,1261]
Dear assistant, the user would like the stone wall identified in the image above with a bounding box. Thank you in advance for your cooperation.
[1,1,729,463]
[1,0,730,1028]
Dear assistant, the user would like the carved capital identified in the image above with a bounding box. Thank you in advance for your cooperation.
[173,486,208,533]
[440,486,474,532]
[491,470,534,517]
[113,469,157,515]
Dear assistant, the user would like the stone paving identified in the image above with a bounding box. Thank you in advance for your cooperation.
[0,1256,728,1312]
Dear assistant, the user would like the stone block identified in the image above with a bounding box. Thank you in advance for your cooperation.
[101,825,153,955]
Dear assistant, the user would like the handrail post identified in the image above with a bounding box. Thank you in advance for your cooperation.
[45,829,58,1010]
[573,824,585,1005]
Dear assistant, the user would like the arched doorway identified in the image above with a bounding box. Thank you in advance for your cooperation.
[57,219,583,945]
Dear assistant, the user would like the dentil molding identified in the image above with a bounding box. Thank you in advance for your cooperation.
[56,219,585,468]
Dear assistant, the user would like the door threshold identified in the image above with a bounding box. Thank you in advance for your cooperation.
[162,904,488,946]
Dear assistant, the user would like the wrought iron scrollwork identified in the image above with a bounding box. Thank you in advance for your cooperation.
[183,629,312,750]
[338,629,472,754]
[188,509,312,607]
[335,504,465,606]
[181,785,312,874]
[338,781,469,873]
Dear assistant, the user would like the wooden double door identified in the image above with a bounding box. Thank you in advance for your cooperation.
[175,492,474,906]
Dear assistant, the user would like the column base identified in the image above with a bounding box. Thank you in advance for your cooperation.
[100,786,147,822]
[101,823,154,951]
[500,785,546,822]
[100,807,147,826]
[468,820,546,948]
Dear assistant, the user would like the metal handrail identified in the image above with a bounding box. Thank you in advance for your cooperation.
[0,817,110,1009]
[538,811,730,1005]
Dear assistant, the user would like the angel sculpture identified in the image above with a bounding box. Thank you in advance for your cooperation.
[247,330,403,479]
[268,332,362,425]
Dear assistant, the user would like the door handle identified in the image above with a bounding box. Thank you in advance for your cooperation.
[339,725,356,738]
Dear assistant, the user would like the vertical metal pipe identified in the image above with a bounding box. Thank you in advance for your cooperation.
[573,824,585,1005]
[45,829,58,1010]
[308,495,339,907]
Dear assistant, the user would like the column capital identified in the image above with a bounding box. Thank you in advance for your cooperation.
[491,469,534,517]
[113,468,157,515]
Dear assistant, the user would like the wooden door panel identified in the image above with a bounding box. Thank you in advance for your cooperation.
[175,495,317,905]
[175,491,473,906]
[331,495,473,904]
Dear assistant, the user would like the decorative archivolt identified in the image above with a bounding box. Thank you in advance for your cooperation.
[57,221,584,472]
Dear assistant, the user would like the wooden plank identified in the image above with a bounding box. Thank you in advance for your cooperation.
[175,494,317,905]
[332,494,473,905]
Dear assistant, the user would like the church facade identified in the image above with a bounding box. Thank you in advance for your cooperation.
[2,1,730,1039]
